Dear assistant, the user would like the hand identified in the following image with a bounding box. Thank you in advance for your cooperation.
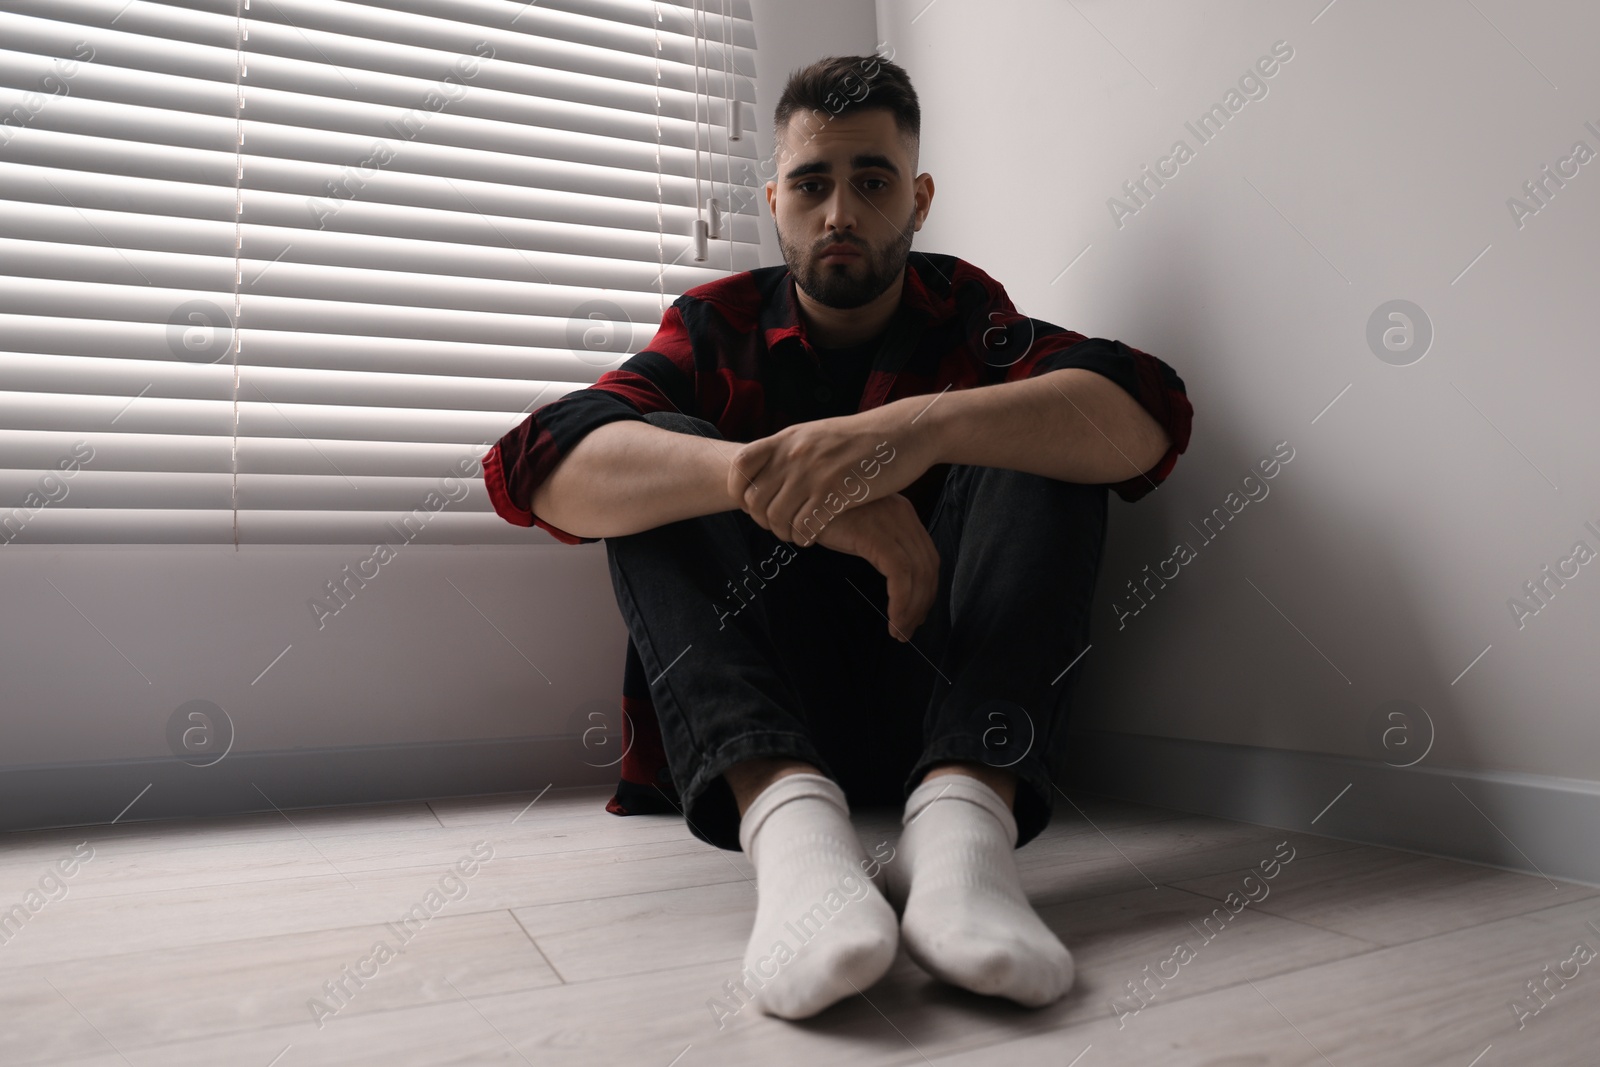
[727,402,937,544]
[807,492,940,642]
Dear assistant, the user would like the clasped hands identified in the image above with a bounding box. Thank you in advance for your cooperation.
[723,402,941,642]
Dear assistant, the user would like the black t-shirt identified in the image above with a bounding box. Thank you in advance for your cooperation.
[809,329,887,419]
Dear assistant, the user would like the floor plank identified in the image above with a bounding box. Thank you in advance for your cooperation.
[926,896,1600,1066]
[0,909,559,1064]
[1171,843,1599,945]
[0,800,443,872]
[1017,815,1359,906]
[0,837,748,969]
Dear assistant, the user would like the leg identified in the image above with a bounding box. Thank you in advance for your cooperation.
[921,760,1016,806]
[724,546,926,820]
[604,412,898,1019]
[888,461,1108,839]
[725,757,816,816]
[602,411,838,849]
[878,464,1108,1007]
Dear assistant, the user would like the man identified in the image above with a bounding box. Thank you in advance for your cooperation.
[481,55,1192,1020]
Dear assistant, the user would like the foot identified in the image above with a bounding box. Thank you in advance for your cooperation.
[734,773,899,1020]
[896,775,1075,1007]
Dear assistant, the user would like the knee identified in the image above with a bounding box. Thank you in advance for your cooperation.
[643,410,724,440]
[949,466,1108,546]
[958,465,1106,512]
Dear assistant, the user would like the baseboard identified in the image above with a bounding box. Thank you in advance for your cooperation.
[0,737,616,834]
[13,729,1596,891]
[1063,730,1600,889]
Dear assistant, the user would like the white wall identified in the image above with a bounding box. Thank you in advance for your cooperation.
[877,0,1600,878]
[0,0,880,831]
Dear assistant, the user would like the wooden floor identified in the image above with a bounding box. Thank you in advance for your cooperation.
[1,785,1597,1066]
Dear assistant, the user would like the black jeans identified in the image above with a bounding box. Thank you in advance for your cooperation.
[604,411,1108,851]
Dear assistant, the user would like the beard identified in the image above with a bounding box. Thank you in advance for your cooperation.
[776,202,918,310]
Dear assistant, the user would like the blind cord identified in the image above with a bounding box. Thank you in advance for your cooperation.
[721,0,732,273]
[231,0,245,551]
[692,0,703,227]
[654,3,665,315]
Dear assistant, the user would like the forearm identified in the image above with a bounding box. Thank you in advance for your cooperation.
[529,419,744,539]
[913,368,1171,485]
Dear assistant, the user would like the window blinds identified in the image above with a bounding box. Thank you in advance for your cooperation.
[0,0,761,545]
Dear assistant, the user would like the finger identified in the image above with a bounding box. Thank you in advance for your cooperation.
[729,444,773,506]
[726,446,757,503]
[741,480,771,527]
[893,513,936,632]
[789,509,817,547]
[901,535,933,633]
[767,499,795,543]
[738,439,774,479]
[769,488,814,545]
[914,530,940,629]
[883,557,913,641]
[740,491,770,530]
[895,543,926,642]
[912,556,935,631]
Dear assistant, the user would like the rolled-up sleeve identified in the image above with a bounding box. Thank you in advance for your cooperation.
[482,303,699,543]
[1013,334,1194,503]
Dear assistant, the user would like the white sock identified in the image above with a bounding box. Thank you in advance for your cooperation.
[896,775,1075,1007]
[735,772,899,1020]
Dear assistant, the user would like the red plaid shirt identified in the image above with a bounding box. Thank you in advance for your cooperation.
[482,251,1193,542]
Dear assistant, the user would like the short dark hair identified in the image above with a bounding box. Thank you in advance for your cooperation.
[771,54,920,167]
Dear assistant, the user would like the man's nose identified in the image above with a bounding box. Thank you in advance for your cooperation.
[822,185,861,235]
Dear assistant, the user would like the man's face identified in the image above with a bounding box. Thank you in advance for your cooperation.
[765,108,931,311]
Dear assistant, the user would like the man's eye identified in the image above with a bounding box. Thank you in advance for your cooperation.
[795,179,887,194]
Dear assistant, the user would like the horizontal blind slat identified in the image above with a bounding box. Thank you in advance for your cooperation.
[0,149,763,228]
[0,508,545,545]
[0,317,619,381]
[0,211,758,293]
[2,88,754,171]
[0,468,500,512]
[0,428,514,477]
[3,351,572,413]
[353,0,756,45]
[0,272,749,347]
[0,390,536,443]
